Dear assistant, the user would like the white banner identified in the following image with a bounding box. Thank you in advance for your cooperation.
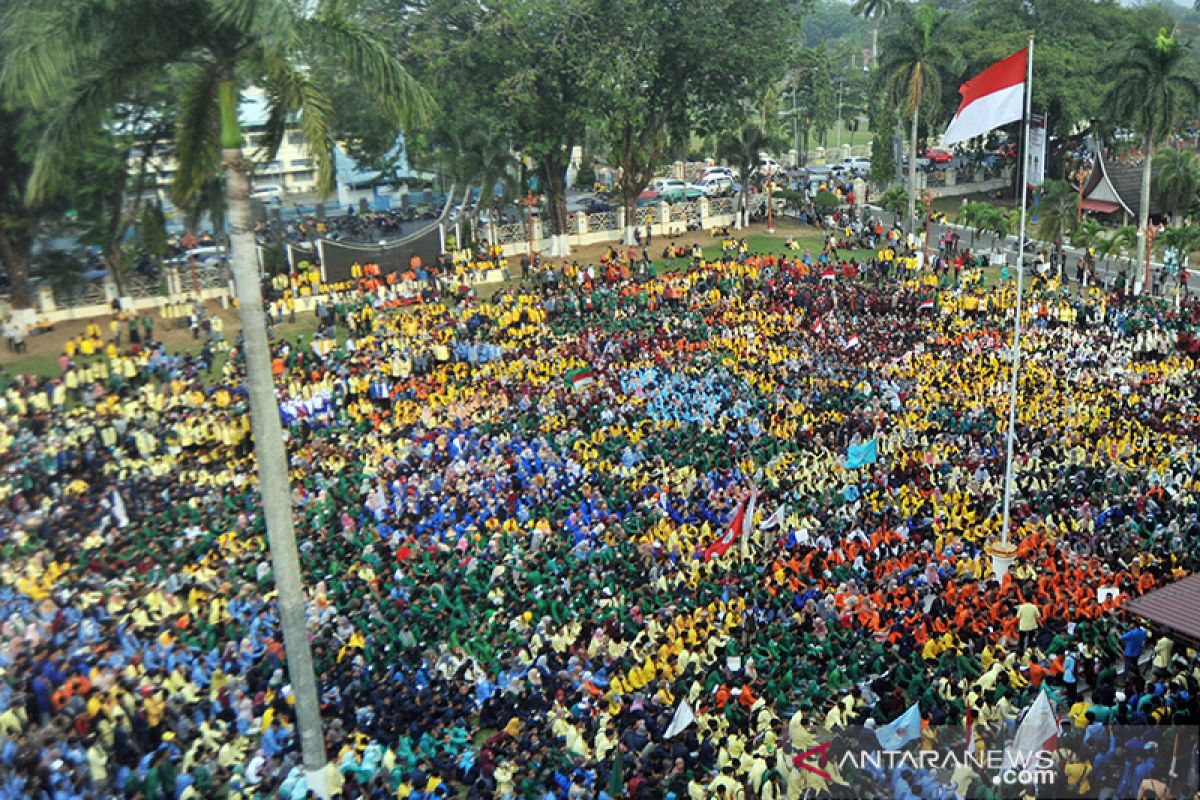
[1026,112,1046,187]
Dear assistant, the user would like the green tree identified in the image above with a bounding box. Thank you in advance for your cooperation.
[792,48,837,162]
[878,2,957,231]
[1152,147,1200,226]
[1034,180,1077,245]
[718,120,770,229]
[880,185,907,216]
[1102,27,1200,286]
[851,0,894,68]
[1155,224,1200,271]
[595,0,800,243]
[0,100,39,309]
[138,200,169,261]
[2,0,431,788]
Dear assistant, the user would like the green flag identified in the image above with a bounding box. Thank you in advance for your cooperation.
[608,746,623,798]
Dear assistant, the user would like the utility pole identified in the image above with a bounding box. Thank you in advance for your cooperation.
[835,79,845,150]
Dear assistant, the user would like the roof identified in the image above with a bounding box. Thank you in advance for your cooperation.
[1082,144,1160,218]
[1124,574,1200,641]
[1079,199,1120,214]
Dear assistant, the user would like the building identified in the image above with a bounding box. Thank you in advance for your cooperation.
[139,88,324,200]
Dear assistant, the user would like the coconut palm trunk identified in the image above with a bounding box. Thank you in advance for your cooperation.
[908,102,919,234]
[219,78,329,796]
[1138,137,1154,292]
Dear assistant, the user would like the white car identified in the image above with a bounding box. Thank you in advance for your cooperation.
[250,184,284,203]
[695,174,735,197]
[649,178,689,194]
[698,165,737,181]
[841,157,871,174]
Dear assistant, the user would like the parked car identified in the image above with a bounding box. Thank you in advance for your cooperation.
[698,165,738,181]
[695,174,735,197]
[841,156,871,174]
[924,148,953,164]
[249,184,284,203]
[565,193,612,214]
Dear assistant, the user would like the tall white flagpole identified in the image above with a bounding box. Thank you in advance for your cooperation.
[1000,36,1034,547]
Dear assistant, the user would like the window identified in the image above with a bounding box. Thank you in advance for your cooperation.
[290,159,311,168]
[286,131,305,145]
[247,133,264,147]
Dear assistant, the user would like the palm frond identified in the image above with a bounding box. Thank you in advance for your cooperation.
[171,65,223,206]
[208,0,296,50]
[300,13,436,129]
[259,54,338,196]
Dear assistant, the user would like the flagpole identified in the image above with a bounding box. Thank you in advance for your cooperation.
[999,36,1034,548]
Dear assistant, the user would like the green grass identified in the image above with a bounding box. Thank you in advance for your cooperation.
[0,353,61,380]
[811,117,872,153]
[653,231,873,271]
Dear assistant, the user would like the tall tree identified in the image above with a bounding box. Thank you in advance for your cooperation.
[595,0,800,243]
[2,2,430,794]
[0,101,38,310]
[1152,146,1200,226]
[851,0,894,69]
[792,48,837,163]
[878,2,957,231]
[1103,27,1200,290]
[718,120,769,229]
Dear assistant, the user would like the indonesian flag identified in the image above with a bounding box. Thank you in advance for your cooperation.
[844,334,861,351]
[1003,689,1058,775]
[964,707,976,758]
[812,317,824,335]
[704,490,757,561]
[918,298,935,312]
[821,265,837,281]
[942,48,1027,146]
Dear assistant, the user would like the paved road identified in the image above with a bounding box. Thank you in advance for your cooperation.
[865,206,1200,297]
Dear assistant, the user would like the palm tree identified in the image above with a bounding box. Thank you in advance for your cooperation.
[1035,180,1077,246]
[1102,27,1200,289]
[1152,147,1200,226]
[1154,224,1200,273]
[956,200,988,247]
[878,2,957,233]
[718,120,769,230]
[852,0,895,70]
[2,0,431,790]
[1072,217,1103,251]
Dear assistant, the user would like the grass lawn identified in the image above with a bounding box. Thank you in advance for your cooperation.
[652,230,874,270]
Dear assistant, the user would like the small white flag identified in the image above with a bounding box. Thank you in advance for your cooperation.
[665,698,695,738]
[759,503,787,531]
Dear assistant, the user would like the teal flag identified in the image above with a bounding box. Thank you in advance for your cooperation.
[846,438,878,470]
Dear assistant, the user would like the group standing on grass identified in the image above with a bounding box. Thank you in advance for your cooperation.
[0,214,1199,799]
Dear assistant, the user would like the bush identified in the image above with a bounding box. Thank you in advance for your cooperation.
[813,190,839,216]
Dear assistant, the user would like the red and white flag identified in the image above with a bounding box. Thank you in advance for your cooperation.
[943,48,1027,146]
[1003,689,1058,774]
[821,265,836,281]
[918,298,935,312]
[704,490,757,561]
[964,707,976,758]
[844,334,861,351]
[812,317,824,335]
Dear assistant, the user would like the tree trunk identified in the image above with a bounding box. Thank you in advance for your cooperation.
[0,229,33,310]
[542,159,571,257]
[218,77,329,798]
[908,102,920,234]
[871,17,880,69]
[1138,138,1153,293]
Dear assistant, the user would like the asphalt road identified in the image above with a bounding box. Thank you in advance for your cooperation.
[865,206,1199,296]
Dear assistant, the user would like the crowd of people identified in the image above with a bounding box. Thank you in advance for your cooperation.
[1,215,1199,800]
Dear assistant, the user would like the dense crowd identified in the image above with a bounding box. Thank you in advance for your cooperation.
[1,218,1199,800]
